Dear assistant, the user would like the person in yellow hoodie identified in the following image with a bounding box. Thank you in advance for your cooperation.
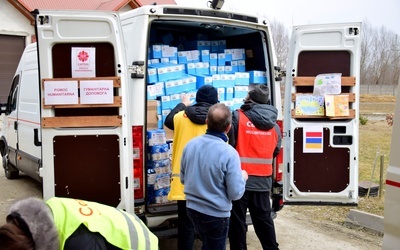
[164,84,219,250]
[0,197,158,250]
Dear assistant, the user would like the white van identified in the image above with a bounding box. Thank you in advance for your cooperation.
[0,5,361,238]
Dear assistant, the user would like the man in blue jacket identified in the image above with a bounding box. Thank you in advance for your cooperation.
[181,103,248,250]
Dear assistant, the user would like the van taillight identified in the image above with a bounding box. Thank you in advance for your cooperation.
[132,126,144,200]
[275,120,283,182]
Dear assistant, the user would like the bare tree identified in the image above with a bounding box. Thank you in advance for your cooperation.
[360,21,400,85]
[269,19,289,71]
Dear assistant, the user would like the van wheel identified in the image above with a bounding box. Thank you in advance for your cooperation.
[2,156,19,179]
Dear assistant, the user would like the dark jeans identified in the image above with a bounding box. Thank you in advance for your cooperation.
[228,190,279,250]
[178,200,195,250]
[187,208,229,250]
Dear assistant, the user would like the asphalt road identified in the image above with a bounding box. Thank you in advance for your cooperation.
[0,166,383,249]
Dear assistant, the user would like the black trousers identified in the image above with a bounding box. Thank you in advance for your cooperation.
[228,190,279,250]
[178,200,195,250]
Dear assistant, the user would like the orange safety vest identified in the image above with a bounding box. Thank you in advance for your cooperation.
[236,110,278,176]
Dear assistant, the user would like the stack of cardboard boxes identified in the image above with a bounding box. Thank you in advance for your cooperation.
[146,39,268,134]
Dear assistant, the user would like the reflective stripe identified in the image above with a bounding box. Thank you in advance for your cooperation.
[117,209,139,249]
[240,157,273,164]
[171,173,180,177]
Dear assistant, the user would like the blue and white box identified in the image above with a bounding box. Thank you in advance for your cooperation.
[235,72,250,85]
[210,66,217,75]
[231,48,245,60]
[187,50,200,63]
[195,75,213,88]
[217,53,226,66]
[150,58,160,64]
[228,60,238,72]
[160,58,170,63]
[178,51,188,64]
[157,114,163,129]
[147,84,158,100]
[147,68,158,83]
[234,86,249,99]
[249,70,267,84]
[238,60,246,72]
[225,66,233,74]
[148,143,169,161]
[209,53,218,66]
[212,74,223,88]
[147,129,166,146]
[201,50,210,62]
[170,93,181,108]
[186,63,196,75]
[162,46,177,60]
[224,49,232,61]
[161,95,171,110]
[227,74,236,87]
[217,87,225,101]
[211,40,219,53]
[162,109,171,124]
[226,87,234,100]
[164,80,176,96]
[233,98,244,110]
[148,158,171,174]
[151,45,162,58]
[217,66,225,74]
[218,40,226,53]
[156,100,162,114]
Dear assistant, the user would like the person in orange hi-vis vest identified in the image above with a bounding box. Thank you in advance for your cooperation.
[228,84,281,250]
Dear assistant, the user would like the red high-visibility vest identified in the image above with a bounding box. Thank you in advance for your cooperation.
[236,110,278,176]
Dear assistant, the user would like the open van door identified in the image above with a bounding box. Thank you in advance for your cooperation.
[283,23,361,205]
[35,10,133,212]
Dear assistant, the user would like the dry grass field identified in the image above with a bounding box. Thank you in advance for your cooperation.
[291,94,396,223]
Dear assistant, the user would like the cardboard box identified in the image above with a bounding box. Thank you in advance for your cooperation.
[325,94,349,117]
[147,100,161,129]
[295,94,325,116]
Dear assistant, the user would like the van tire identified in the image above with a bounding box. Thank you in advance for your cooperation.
[3,156,19,179]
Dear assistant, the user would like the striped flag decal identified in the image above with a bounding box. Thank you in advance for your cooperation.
[305,131,323,149]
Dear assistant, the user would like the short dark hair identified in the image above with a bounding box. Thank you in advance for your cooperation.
[207,103,232,132]
[0,223,35,250]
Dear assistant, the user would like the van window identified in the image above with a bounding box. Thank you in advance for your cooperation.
[7,75,20,114]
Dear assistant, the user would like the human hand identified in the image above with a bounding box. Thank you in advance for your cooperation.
[181,94,192,106]
[242,170,248,181]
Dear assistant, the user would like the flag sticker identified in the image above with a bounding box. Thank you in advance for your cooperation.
[303,126,323,153]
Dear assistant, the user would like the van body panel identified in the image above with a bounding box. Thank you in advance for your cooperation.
[283,23,361,205]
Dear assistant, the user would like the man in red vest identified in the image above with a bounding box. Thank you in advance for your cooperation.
[228,84,281,250]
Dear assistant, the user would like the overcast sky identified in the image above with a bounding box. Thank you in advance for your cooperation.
[174,0,400,36]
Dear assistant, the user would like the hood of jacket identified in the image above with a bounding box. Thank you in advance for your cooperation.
[184,102,212,125]
[8,197,59,250]
[240,101,278,130]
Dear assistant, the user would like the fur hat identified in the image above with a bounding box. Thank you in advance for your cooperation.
[249,84,269,104]
[7,197,59,250]
[196,85,219,104]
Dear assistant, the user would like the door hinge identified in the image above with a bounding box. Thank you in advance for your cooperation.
[129,61,145,79]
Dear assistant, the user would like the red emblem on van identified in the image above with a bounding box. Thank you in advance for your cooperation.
[77,50,89,62]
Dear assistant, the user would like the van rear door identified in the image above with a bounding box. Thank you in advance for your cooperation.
[35,10,133,212]
[283,23,361,205]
